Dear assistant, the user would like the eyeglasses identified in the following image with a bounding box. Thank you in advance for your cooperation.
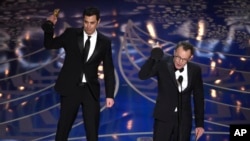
[174,55,189,63]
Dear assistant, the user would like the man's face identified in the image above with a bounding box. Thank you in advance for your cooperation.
[83,15,100,35]
[173,46,193,70]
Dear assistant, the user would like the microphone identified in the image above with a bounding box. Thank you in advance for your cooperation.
[177,75,183,141]
[178,75,183,84]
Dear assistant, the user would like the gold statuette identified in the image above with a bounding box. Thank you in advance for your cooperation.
[53,8,60,17]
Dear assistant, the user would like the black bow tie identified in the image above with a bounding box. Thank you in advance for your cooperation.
[175,67,184,72]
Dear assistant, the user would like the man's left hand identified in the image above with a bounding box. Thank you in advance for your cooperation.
[106,98,114,108]
[195,127,204,141]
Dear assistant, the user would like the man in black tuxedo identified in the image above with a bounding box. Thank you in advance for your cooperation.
[41,7,115,141]
[138,42,204,141]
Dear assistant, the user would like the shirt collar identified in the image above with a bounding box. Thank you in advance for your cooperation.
[83,30,97,38]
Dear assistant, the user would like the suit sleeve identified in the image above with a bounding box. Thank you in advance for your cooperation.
[138,48,163,80]
[193,66,205,128]
[41,20,65,49]
[103,39,115,99]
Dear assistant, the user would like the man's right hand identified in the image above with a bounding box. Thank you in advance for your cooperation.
[47,15,57,25]
[152,41,162,48]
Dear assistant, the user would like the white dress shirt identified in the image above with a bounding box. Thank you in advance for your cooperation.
[174,64,188,112]
[175,64,188,92]
[81,30,97,83]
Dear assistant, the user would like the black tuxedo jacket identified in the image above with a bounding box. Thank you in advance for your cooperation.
[42,21,115,100]
[139,48,204,128]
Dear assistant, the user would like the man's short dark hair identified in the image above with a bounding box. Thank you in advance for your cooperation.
[175,41,194,55]
[83,7,100,21]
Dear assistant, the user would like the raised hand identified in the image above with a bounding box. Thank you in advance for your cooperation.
[46,9,60,25]
[152,41,162,48]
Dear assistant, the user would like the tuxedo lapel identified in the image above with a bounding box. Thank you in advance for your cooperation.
[184,63,192,92]
[85,33,101,63]
[167,60,179,88]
